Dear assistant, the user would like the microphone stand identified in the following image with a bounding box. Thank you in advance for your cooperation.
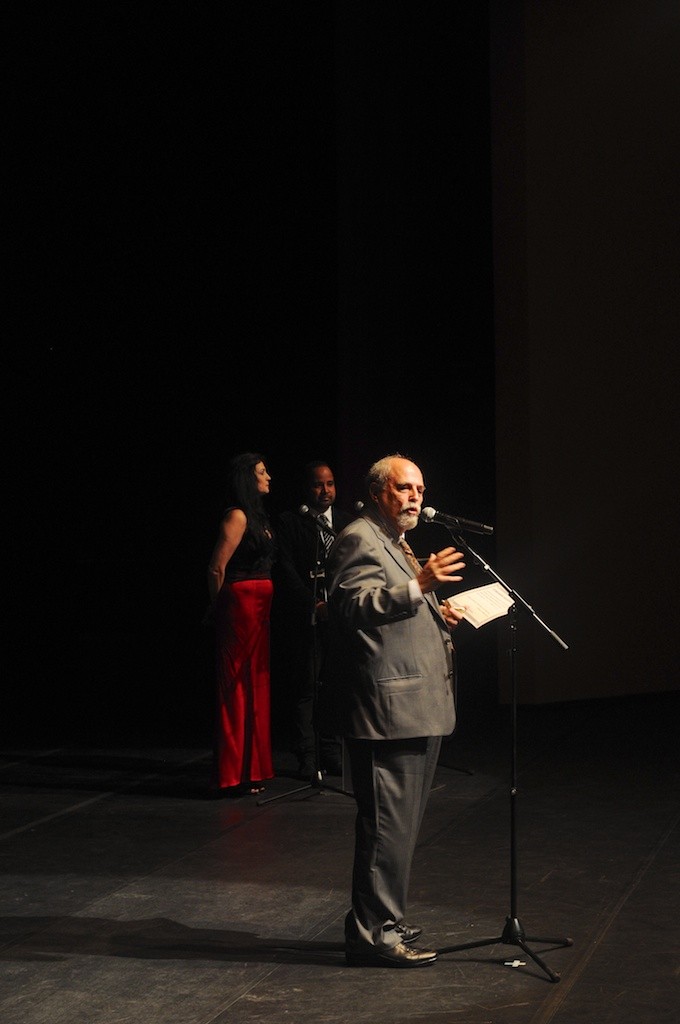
[436,527,572,982]
[259,515,352,805]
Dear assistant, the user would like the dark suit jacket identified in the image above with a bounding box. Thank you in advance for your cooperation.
[274,505,354,616]
[321,512,456,741]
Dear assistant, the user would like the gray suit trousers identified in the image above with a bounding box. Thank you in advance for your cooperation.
[344,734,442,950]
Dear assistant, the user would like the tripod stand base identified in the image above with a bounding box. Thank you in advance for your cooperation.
[438,916,573,983]
[257,770,353,806]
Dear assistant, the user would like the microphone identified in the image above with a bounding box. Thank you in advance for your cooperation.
[299,504,336,537]
[353,501,364,512]
[420,506,494,535]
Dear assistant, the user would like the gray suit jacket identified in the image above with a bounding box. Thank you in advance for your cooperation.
[320,512,456,740]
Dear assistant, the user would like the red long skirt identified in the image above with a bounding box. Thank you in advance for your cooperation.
[213,578,274,790]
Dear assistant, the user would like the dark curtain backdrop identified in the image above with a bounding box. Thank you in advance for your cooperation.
[7,4,495,746]
[10,3,677,748]
[490,0,680,704]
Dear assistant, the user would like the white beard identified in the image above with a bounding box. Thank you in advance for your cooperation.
[398,510,419,533]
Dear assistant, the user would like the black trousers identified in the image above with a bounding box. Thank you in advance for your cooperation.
[292,625,340,768]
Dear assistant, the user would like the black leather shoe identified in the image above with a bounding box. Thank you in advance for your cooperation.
[345,941,438,968]
[395,923,423,944]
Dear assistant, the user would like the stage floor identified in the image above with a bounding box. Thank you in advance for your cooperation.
[1,691,677,1024]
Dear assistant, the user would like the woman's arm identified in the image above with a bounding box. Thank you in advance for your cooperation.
[207,508,247,603]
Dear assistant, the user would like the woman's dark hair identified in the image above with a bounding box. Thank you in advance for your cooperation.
[222,452,272,551]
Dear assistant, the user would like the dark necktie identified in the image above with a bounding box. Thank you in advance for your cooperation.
[399,537,422,577]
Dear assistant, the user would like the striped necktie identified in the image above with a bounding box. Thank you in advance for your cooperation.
[318,513,333,555]
[399,537,422,577]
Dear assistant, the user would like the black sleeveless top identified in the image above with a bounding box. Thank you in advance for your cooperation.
[223,507,276,582]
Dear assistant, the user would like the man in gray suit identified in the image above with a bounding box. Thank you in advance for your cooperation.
[322,453,466,968]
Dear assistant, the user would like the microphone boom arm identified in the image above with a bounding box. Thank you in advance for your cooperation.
[440,526,568,650]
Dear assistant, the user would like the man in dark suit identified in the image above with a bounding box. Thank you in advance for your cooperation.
[322,453,466,968]
[273,460,354,780]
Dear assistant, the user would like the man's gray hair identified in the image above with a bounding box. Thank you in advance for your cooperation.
[365,453,412,496]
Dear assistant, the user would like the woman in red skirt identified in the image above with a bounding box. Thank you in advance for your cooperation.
[206,452,276,796]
